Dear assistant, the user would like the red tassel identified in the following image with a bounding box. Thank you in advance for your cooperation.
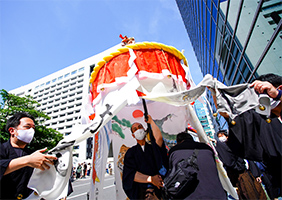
[136,90,146,97]
[119,34,125,39]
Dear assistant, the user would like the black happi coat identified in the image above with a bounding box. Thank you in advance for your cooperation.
[227,109,282,161]
[122,142,167,200]
[215,141,246,186]
[227,109,282,197]
[0,140,34,199]
[216,141,246,172]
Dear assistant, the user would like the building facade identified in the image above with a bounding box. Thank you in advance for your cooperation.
[176,0,282,130]
[193,99,215,138]
[9,45,120,160]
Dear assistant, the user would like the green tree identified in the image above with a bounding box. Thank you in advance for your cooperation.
[0,89,63,151]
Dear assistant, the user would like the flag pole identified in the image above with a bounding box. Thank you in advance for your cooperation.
[141,98,168,177]
[142,98,155,142]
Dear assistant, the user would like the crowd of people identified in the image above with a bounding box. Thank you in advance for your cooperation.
[0,73,281,199]
[106,162,113,175]
[122,73,282,200]
[71,162,92,181]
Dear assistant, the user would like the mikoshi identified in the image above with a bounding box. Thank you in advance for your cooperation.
[27,40,238,200]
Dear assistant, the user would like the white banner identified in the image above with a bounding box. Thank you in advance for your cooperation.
[27,74,252,200]
[111,100,189,199]
[89,122,112,200]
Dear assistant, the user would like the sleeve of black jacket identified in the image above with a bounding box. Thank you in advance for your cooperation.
[0,141,12,180]
[122,147,138,199]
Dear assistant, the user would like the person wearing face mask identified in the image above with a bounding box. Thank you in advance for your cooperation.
[0,112,57,199]
[248,73,282,199]
[215,130,246,188]
[209,73,282,199]
[122,114,168,200]
[216,130,269,199]
[230,74,282,199]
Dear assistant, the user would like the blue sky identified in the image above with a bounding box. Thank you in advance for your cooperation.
[0,0,203,92]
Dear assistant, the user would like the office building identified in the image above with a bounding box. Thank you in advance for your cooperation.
[193,99,215,138]
[9,45,120,160]
[176,0,282,130]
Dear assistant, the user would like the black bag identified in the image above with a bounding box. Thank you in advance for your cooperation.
[163,149,199,199]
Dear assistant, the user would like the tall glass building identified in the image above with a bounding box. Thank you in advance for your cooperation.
[193,99,215,137]
[176,0,282,130]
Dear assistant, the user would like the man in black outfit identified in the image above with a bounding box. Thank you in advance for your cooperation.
[209,73,282,198]
[168,132,227,199]
[215,130,246,187]
[0,112,57,199]
[122,115,168,199]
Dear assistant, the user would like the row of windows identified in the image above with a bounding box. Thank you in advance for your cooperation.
[34,67,84,90]
[34,76,84,96]
[58,125,73,130]
[35,87,83,103]
[48,116,79,126]
[46,109,80,116]
[37,92,83,106]
[16,74,84,97]
[41,102,82,112]
[45,124,74,131]
[46,120,78,135]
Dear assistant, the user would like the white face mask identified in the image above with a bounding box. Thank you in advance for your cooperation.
[16,128,35,143]
[133,128,146,140]
[218,136,227,143]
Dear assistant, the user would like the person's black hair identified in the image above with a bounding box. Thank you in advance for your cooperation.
[5,112,35,132]
[176,131,194,144]
[217,129,228,137]
[256,73,282,88]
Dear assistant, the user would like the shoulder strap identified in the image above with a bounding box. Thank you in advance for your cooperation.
[179,149,199,170]
[194,149,199,156]
[188,149,198,164]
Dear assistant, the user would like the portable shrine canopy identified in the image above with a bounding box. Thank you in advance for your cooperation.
[27,41,238,200]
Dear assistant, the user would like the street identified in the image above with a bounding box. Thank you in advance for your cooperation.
[68,174,116,200]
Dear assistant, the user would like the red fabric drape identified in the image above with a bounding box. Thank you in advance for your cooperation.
[90,49,187,100]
